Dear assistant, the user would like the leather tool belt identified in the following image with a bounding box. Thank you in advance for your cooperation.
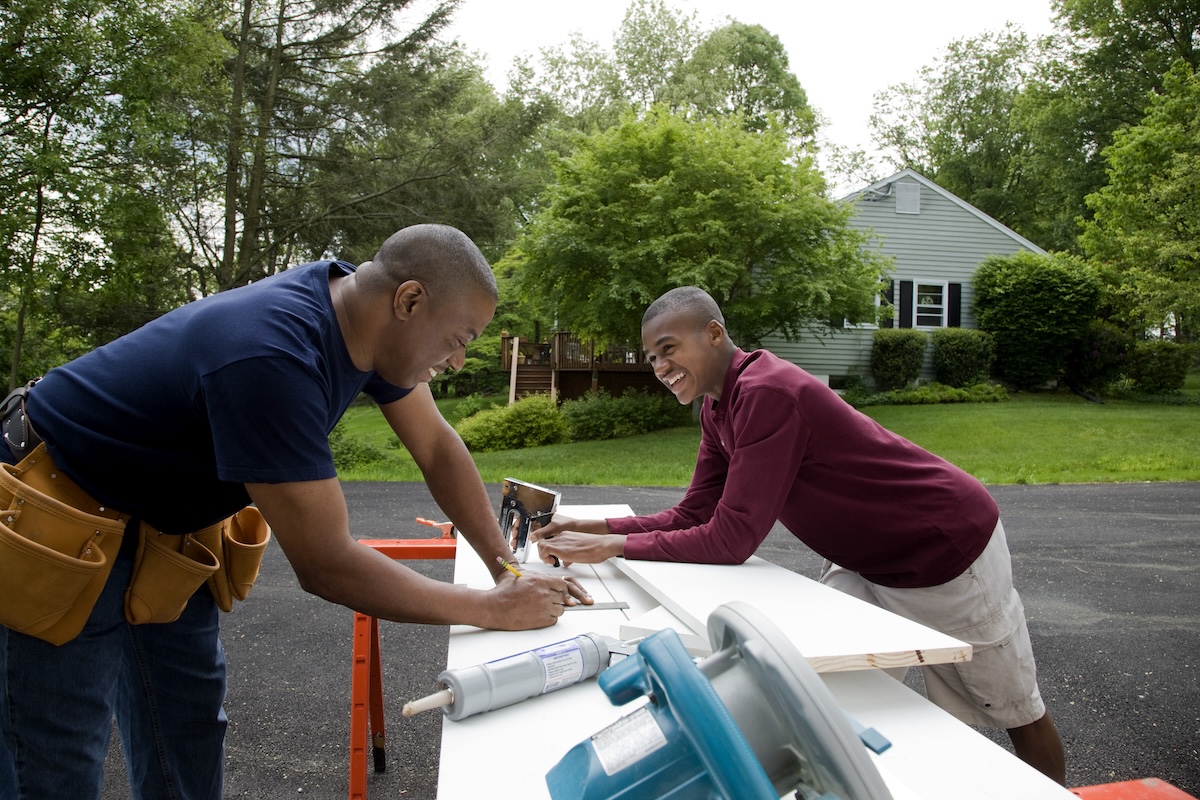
[1,434,270,645]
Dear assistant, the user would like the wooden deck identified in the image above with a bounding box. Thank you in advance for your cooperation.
[501,332,664,401]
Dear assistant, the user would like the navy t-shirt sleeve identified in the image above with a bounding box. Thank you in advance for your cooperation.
[203,356,338,484]
[363,374,410,406]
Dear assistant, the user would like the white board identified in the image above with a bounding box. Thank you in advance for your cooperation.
[614,557,971,673]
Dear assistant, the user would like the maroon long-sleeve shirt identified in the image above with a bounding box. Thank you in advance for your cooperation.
[608,348,998,588]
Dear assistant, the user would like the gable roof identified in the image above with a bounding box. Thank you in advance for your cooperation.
[840,168,1047,255]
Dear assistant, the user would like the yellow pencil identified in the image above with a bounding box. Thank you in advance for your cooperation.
[496,556,523,578]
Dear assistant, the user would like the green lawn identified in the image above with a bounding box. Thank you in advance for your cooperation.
[337,384,1200,486]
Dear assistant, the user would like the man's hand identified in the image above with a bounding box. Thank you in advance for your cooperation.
[533,521,625,567]
[531,516,615,566]
[484,570,581,630]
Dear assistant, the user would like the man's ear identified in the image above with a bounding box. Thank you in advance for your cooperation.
[393,280,427,320]
[706,319,727,346]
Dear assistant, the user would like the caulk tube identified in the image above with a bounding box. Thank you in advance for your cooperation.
[439,632,617,721]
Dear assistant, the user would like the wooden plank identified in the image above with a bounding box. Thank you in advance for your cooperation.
[613,557,971,673]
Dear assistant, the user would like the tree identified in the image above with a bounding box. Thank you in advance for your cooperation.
[1080,61,1200,341]
[531,1,816,144]
[533,0,702,134]
[870,27,1047,242]
[500,108,887,348]
[666,21,817,142]
[0,0,223,387]
[169,0,470,292]
[1016,0,1200,253]
[1054,0,1200,127]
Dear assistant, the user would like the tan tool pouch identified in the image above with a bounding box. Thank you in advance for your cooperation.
[183,507,271,613]
[124,524,219,624]
[124,507,270,623]
[0,444,128,645]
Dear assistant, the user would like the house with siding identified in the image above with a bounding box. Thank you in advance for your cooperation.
[761,168,1046,388]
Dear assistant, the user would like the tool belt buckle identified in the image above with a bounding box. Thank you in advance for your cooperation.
[2,378,42,462]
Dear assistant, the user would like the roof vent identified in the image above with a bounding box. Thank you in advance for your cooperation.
[895,182,921,214]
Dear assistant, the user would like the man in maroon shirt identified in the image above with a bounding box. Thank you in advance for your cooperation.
[534,286,1065,784]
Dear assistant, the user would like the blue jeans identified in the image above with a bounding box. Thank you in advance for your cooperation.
[1,526,228,799]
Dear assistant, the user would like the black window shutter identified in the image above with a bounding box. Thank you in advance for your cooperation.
[881,281,895,328]
[898,280,914,328]
[948,283,962,327]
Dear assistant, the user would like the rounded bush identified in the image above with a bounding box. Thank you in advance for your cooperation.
[931,328,995,388]
[1063,320,1134,393]
[871,329,928,391]
[974,252,1101,389]
[1124,340,1196,395]
[561,388,690,442]
[455,394,569,452]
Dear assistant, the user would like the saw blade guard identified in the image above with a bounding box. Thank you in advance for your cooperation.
[704,601,894,800]
[545,600,894,800]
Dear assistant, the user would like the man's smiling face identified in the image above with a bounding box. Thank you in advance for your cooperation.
[641,310,729,405]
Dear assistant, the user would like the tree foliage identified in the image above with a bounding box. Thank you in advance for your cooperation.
[1,0,552,385]
[532,1,815,144]
[500,108,887,348]
[1080,61,1200,341]
[665,21,816,141]
[0,0,219,387]
[871,27,1049,242]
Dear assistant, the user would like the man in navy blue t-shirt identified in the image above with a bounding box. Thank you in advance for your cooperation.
[1,224,586,799]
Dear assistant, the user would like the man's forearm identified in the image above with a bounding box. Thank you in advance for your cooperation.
[419,434,508,579]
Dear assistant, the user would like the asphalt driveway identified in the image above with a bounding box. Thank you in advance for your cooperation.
[100,481,1200,798]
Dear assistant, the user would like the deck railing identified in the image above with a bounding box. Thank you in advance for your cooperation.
[501,332,647,372]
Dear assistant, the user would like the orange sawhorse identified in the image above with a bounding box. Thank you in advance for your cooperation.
[1071,779,1198,800]
[348,519,457,800]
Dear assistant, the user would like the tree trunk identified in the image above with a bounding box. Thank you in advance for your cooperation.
[232,0,287,290]
[221,0,254,293]
[8,116,52,390]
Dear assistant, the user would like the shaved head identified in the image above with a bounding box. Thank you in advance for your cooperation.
[643,286,725,331]
[359,224,497,303]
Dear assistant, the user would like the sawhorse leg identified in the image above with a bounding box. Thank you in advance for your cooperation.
[348,612,382,800]
[347,532,457,800]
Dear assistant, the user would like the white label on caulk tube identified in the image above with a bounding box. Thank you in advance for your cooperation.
[533,639,586,692]
[591,706,668,776]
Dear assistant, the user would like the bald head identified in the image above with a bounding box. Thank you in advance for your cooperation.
[643,286,725,332]
[359,224,497,304]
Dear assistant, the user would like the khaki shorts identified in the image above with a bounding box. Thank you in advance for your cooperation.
[821,521,1046,729]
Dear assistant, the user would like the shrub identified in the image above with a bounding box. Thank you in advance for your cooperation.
[974,251,1101,389]
[844,381,1007,407]
[887,382,1008,405]
[329,422,389,470]
[1124,340,1196,395]
[560,389,623,442]
[931,328,995,388]
[561,388,691,441]
[871,329,927,391]
[1062,320,1134,393]
[454,393,500,421]
[431,357,507,398]
[455,394,569,452]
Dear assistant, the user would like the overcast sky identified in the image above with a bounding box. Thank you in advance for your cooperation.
[433,0,1060,189]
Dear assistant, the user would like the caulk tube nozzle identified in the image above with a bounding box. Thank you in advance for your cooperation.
[402,688,454,717]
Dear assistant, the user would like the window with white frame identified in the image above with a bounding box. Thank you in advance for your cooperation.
[915,282,947,328]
